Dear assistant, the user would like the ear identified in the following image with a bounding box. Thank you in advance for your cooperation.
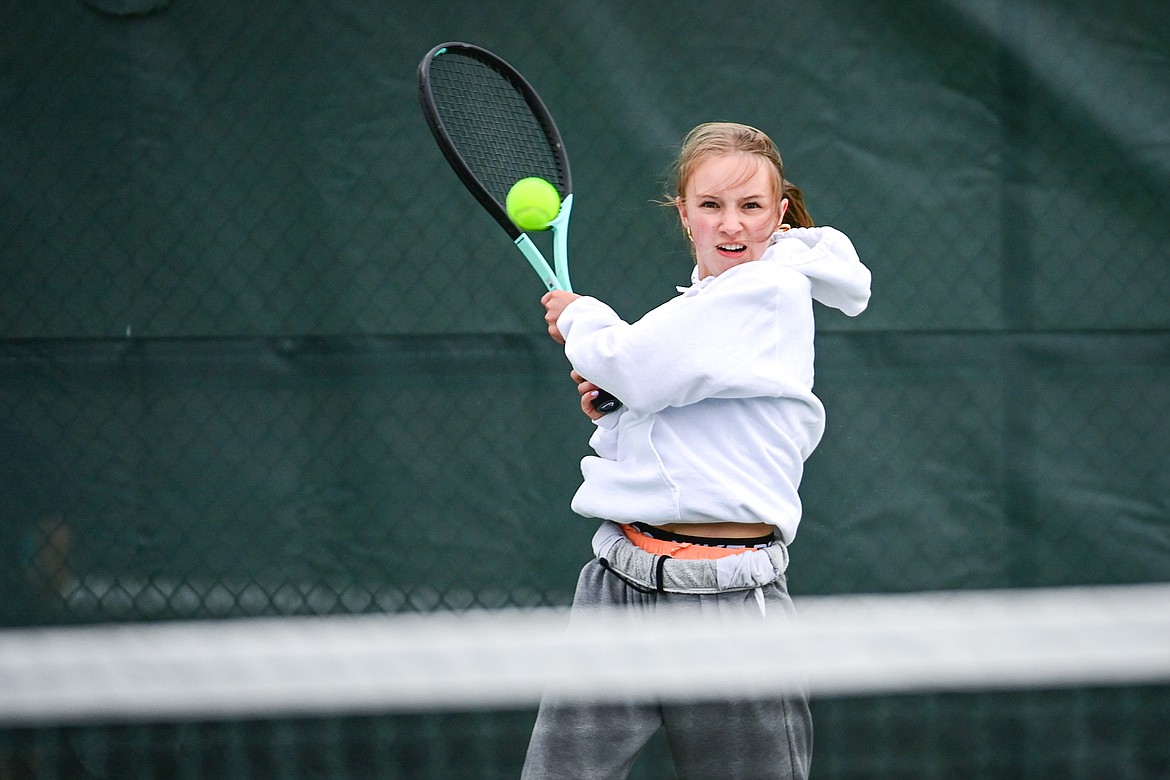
[778,197,789,226]
[675,196,691,233]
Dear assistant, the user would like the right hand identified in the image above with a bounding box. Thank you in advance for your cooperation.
[570,370,608,420]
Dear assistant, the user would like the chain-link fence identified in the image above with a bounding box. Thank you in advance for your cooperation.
[2,1,1169,777]
[5,0,1167,625]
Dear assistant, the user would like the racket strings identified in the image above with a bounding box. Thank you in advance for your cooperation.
[428,54,567,205]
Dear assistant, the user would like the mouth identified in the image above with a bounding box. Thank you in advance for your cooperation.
[716,243,747,256]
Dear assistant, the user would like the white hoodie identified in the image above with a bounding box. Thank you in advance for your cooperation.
[555,226,871,543]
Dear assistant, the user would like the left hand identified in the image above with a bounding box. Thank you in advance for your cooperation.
[541,290,581,344]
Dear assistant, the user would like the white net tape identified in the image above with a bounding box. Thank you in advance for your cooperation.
[3,584,1169,726]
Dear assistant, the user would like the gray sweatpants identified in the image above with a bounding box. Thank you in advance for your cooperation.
[521,559,813,780]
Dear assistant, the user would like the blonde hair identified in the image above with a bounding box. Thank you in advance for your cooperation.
[671,122,814,228]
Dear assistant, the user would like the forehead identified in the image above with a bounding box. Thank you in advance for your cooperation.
[686,153,775,197]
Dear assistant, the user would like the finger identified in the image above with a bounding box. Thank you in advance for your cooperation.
[579,389,602,419]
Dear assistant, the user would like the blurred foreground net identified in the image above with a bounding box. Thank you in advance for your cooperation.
[2,584,1169,779]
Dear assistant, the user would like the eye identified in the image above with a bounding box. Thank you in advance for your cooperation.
[699,200,720,209]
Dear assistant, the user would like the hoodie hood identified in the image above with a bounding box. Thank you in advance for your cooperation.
[762,226,871,316]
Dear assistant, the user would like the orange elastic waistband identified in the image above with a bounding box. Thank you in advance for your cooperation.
[620,524,761,560]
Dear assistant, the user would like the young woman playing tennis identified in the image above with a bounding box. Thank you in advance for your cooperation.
[522,122,871,780]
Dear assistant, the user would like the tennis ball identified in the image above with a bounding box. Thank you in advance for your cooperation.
[506,177,561,232]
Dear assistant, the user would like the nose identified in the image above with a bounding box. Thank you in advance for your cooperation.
[719,212,743,235]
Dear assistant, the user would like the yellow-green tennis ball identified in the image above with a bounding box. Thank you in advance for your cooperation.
[506,177,561,232]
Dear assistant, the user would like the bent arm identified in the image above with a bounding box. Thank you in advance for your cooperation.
[556,266,809,414]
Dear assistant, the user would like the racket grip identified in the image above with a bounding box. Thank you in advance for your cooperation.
[591,390,622,414]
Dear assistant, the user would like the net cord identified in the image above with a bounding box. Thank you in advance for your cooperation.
[2,584,1168,726]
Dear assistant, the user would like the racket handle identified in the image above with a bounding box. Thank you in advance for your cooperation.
[591,390,622,414]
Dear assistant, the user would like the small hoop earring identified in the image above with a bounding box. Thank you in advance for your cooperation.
[685,225,694,242]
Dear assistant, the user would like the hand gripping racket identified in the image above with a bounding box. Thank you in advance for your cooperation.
[417,41,620,413]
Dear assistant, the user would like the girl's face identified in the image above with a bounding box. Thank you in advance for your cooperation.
[676,153,787,280]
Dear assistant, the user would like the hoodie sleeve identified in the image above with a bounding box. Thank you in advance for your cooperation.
[585,406,623,458]
[766,226,871,316]
[556,264,810,415]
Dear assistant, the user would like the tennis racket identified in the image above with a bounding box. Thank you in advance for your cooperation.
[417,42,620,414]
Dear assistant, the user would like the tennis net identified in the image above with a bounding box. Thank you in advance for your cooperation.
[3,583,1169,778]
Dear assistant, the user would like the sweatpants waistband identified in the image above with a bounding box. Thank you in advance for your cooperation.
[591,521,789,595]
[623,523,775,559]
